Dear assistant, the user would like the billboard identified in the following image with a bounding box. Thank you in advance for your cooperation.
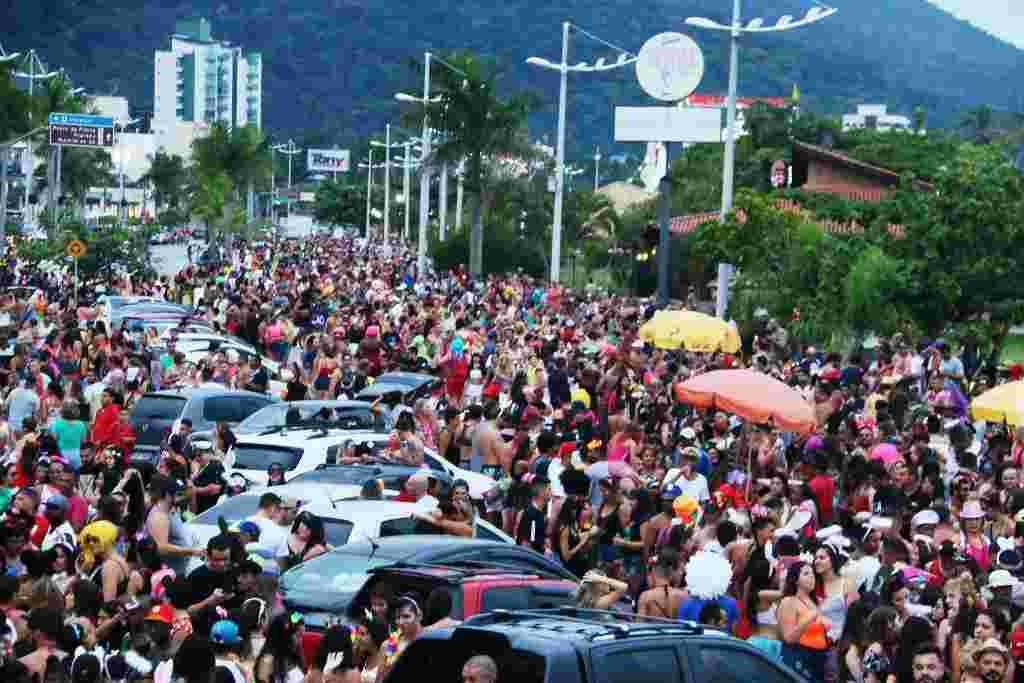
[308,149,350,173]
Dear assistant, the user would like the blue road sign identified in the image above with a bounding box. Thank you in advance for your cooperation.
[48,113,114,128]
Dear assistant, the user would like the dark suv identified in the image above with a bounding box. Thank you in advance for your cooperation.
[300,562,577,667]
[384,608,804,683]
[129,387,274,466]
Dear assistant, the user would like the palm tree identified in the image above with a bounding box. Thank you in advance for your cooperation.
[142,150,188,212]
[191,122,270,236]
[426,52,541,277]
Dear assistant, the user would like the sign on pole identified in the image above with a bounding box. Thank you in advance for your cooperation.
[66,239,86,259]
[307,149,350,173]
[48,113,115,149]
[635,33,705,102]
[614,107,722,143]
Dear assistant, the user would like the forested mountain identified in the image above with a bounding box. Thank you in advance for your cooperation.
[4,0,1022,155]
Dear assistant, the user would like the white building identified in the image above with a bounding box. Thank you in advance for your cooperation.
[842,105,917,133]
[152,17,262,159]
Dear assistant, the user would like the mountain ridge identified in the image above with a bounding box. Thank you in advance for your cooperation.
[4,0,1022,156]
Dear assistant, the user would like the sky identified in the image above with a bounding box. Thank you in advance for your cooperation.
[929,0,1024,48]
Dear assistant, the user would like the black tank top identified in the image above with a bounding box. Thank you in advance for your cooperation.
[598,504,622,546]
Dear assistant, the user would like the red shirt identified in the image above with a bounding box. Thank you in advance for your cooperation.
[90,404,122,448]
[808,474,836,526]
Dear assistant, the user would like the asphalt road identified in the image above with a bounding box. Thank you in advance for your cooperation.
[151,242,190,277]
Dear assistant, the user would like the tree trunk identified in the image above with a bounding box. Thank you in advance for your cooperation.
[469,192,484,278]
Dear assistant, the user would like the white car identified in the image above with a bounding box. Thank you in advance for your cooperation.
[183,488,512,573]
[223,429,496,500]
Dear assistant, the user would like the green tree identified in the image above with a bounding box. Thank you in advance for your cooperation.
[890,143,1024,331]
[424,51,541,277]
[192,122,270,225]
[191,172,233,242]
[142,151,189,211]
[314,178,365,228]
[960,105,994,142]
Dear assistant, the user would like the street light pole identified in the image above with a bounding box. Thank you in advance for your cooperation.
[384,123,392,241]
[594,147,601,192]
[417,52,432,277]
[14,51,58,225]
[363,148,374,238]
[549,20,570,284]
[455,159,465,233]
[403,141,412,241]
[721,0,741,220]
[439,162,448,241]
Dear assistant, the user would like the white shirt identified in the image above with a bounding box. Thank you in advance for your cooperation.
[676,473,711,503]
[245,515,288,550]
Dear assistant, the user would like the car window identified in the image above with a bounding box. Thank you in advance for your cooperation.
[322,519,355,547]
[204,396,258,423]
[379,517,435,537]
[133,396,187,420]
[696,644,792,683]
[480,586,530,612]
[193,494,260,525]
[280,552,394,596]
[231,445,303,471]
[596,647,681,683]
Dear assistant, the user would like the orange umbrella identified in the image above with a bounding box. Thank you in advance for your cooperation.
[675,369,815,434]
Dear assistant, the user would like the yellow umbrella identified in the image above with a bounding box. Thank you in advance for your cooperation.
[638,309,742,353]
[971,381,1024,426]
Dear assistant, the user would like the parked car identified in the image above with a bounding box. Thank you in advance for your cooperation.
[385,608,805,683]
[129,388,275,467]
[222,429,494,499]
[228,400,389,436]
[355,372,441,404]
[279,536,577,659]
[288,463,450,494]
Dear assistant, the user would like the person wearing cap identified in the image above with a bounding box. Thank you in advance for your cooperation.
[211,618,248,683]
[960,499,992,573]
[189,439,227,514]
[39,493,76,553]
[672,448,710,504]
[975,638,1009,683]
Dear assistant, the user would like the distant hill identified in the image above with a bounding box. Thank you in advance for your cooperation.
[4,0,1022,156]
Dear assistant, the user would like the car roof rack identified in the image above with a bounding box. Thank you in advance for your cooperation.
[466,608,705,641]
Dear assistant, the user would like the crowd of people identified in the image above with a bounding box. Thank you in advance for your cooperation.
[0,231,1017,683]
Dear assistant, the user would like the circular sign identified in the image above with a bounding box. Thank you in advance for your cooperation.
[635,32,705,102]
[66,239,86,259]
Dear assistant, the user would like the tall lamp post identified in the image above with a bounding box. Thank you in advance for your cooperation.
[114,118,140,225]
[527,22,639,284]
[395,52,468,277]
[13,50,59,224]
[370,124,406,242]
[685,4,837,219]
[274,140,302,231]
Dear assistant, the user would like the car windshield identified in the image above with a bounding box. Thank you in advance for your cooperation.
[281,551,394,603]
[290,465,391,486]
[231,444,303,471]
[238,404,383,433]
[132,395,186,420]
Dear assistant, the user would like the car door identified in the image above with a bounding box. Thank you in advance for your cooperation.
[591,642,685,683]
[682,640,802,683]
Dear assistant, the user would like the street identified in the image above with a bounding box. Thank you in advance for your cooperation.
[151,242,190,277]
